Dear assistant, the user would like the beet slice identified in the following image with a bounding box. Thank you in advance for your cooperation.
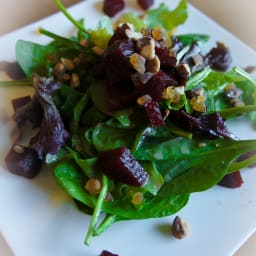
[97,147,148,186]
[144,100,165,127]
[137,0,154,10]
[12,95,31,112]
[218,171,243,188]
[205,42,232,72]
[100,250,119,256]
[155,46,177,70]
[103,0,125,17]
[139,70,175,102]
[108,23,131,46]
[5,144,43,179]
[104,39,135,86]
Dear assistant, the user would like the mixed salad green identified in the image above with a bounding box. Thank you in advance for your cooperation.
[2,0,256,246]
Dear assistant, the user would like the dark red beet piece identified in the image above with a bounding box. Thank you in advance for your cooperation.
[169,110,235,139]
[155,46,177,70]
[137,0,154,10]
[0,61,26,80]
[108,23,130,46]
[5,145,43,178]
[205,42,232,72]
[218,171,243,188]
[99,250,119,256]
[97,147,148,186]
[103,0,125,17]
[12,96,31,112]
[104,39,135,85]
[140,70,177,102]
[144,100,165,127]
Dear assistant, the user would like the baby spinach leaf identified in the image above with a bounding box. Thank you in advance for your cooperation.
[140,161,164,195]
[88,16,113,50]
[158,139,256,196]
[76,157,98,178]
[176,33,210,46]
[102,192,189,219]
[91,123,138,151]
[54,160,189,220]
[54,161,95,208]
[16,40,55,77]
[145,0,188,31]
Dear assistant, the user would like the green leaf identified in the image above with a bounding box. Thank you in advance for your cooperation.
[141,161,164,195]
[158,139,256,196]
[145,0,188,31]
[186,66,211,91]
[115,13,145,31]
[89,16,113,49]
[91,123,138,151]
[102,192,189,219]
[16,40,55,77]
[54,161,95,208]
[76,157,98,178]
[176,33,210,46]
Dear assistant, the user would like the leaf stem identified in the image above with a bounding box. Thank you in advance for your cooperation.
[84,175,108,245]
[228,154,256,173]
[53,0,86,33]
[94,215,119,236]
[218,105,256,120]
[0,79,32,87]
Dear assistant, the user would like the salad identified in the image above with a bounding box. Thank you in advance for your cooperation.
[1,0,256,248]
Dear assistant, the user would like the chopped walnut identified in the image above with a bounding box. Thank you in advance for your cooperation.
[92,46,104,56]
[136,37,156,60]
[125,29,143,40]
[172,216,189,239]
[162,86,184,104]
[53,62,65,78]
[130,53,146,74]
[141,27,152,37]
[70,73,80,88]
[137,94,152,106]
[192,54,203,66]
[85,178,102,195]
[13,144,25,154]
[131,192,144,206]
[60,58,75,71]
[190,94,206,112]
[152,27,164,41]
[146,55,160,74]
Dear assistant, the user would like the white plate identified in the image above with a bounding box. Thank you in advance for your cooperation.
[0,0,256,255]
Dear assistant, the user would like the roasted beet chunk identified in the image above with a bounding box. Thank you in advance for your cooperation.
[108,23,131,46]
[103,0,125,17]
[155,46,177,70]
[169,110,235,139]
[104,39,135,85]
[97,147,148,186]
[5,145,43,178]
[99,250,119,256]
[143,99,165,127]
[138,0,154,10]
[218,171,243,188]
[12,95,31,112]
[205,42,232,72]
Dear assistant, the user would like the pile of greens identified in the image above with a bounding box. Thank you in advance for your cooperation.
[3,0,256,245]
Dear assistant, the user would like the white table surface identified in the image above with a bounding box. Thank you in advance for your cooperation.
[0,0,256,255]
